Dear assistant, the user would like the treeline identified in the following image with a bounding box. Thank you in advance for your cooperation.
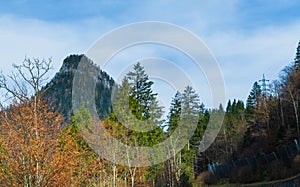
[0,41,299,186]
[197,41,300,185]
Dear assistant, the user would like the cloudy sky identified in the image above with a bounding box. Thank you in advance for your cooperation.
[0,0,300,109]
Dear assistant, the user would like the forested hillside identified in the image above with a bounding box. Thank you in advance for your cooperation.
[0,42,299,186]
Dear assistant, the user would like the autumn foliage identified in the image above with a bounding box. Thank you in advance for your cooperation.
[0,99,75,186]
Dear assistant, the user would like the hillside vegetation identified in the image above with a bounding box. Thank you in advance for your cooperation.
[0,42,299,186]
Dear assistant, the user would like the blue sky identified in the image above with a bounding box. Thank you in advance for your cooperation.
[0,0,300,109]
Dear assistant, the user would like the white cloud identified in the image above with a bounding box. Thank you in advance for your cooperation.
[0,15,116,78]
[1,1,300,108]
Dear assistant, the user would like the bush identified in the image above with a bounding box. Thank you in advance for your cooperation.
[265,160,288,180]
[293,155,300,163]
[230,166,255,183]
[196,171,220,186]
[291,155,300,174]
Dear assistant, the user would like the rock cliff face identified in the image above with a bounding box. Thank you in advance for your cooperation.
[42,54,115,121]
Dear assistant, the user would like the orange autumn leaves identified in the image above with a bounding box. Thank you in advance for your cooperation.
[0,100,76,186]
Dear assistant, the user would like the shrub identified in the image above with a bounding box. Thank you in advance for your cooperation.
[265,160,288,180]
[196,171,220,186]
[230,166,255,183]
[291,155,300,174]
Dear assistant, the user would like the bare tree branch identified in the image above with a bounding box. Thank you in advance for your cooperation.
[0,57,52,104]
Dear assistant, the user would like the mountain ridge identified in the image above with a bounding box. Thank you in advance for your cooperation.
[42,54,115,122]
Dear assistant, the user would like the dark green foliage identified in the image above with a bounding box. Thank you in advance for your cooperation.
[246,81,262,115]
[64,107,93,152]
[164,86,204,185]
[244,82,264,148]
[112,62,164,147]
[223,100,246,157]
[179,86,202,153]
[167,91,182,133]
[191,103,207,150]
[127,62,163,124]
[181,86,200,124]
[295,41,300,69]
[181,85,201,153]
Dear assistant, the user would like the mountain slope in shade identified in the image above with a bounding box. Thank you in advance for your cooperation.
[42,54,115,121]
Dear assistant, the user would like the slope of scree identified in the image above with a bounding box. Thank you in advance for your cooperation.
[42,54,115,122]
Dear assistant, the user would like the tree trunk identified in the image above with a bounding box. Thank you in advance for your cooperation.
[293,100,300,139]
[279,97,286,128]
[131,176,134,187]
[288,88,300,139]
[113,165,116,187]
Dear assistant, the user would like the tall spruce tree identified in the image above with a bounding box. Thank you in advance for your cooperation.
[168,91,182,133]
[180,86,201,185]
[163,91,183,186]
[244,82,265,148]
[246,81,262,115]
[295,41,300,69]
[181,86,201,146]
[164,86,202,186]
[221,100,246,161]
[111,63,165,186]
[113,62,164,147]
[127,62,163,123]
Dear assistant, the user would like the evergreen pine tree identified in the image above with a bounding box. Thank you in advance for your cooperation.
[113,62,164,147]
[244,82,265,148]
[246,81,262,115]
[180,86,200,184]
[226,100,232,113]
[126,62,163,123]
[181,86,200,130]
[112,77,132,127]
[168,91,182,133]
[295,41,300,69]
